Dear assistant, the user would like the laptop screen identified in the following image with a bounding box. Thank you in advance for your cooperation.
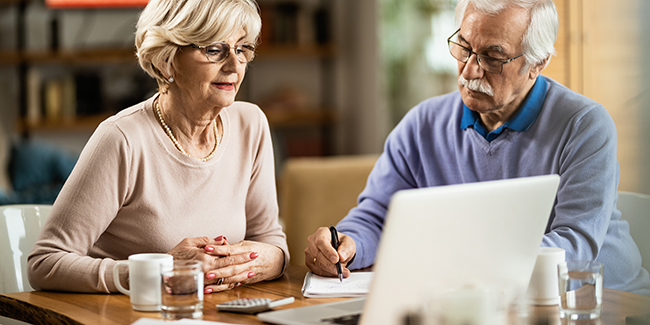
[360,175,559,324]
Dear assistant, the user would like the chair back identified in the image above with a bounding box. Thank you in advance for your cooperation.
[617,191,650,272]
[0,204,52,293]
[279,155,379,266]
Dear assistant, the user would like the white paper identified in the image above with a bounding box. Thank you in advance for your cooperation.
[301,271,374,298]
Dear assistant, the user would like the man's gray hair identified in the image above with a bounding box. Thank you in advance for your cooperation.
[455,0,558,69]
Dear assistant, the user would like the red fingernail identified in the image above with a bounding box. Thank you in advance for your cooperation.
[248,272,255,278]
[236,282,241,287]
[204,246,214,252]
[204,288,213,294]
[214,235,223,241]
[206,273,216,279]
[250,252,259,259]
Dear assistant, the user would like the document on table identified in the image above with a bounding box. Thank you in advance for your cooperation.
[301,271,374,298]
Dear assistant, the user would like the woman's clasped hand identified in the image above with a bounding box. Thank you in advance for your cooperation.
[168,235,284,293]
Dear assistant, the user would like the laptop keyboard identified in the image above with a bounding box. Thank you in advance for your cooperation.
[321,313,361,325]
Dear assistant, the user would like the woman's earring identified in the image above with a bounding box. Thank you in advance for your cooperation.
[168,76,174,83]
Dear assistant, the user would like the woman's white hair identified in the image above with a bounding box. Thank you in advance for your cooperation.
[455,0,558,70]
[135,0,261,93]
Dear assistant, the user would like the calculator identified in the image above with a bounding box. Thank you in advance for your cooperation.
[216,297,295,314]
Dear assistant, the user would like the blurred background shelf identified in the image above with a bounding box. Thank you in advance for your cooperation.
[17,113,111,133]
[0,48,136,65]
[256,44,336,59]
[0,44,337,66]
[17,108,336,133]
[0,0,340,164]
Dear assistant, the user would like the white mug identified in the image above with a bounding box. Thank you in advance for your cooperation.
[113,253,174,311]
[525,247,565,305]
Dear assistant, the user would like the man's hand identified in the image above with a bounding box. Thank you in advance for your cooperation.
[305,227,356,277]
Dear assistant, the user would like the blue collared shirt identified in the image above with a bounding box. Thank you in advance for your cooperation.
[460,76,548,142]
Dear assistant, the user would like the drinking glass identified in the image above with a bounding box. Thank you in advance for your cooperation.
[557,260,603,320]
[161,260,204,319]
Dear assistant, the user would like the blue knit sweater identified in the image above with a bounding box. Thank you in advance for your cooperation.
[337,76,650,296]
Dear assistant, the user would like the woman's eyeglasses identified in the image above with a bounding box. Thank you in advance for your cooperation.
[191,42,256,63]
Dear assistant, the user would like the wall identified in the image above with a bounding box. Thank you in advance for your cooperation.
[545,0,648,194]
[332,0,387,155]
[641,0,650,196]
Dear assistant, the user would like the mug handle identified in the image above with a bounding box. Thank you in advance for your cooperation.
[113,261,130,296]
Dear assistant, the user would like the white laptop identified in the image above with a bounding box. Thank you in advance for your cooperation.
[258,175,561,325]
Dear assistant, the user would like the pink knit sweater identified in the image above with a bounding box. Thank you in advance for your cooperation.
[27,95,289,293]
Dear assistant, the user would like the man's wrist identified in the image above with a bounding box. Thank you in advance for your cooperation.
[345,254,356,268]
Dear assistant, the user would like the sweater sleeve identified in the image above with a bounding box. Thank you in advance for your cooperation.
[27,121,130,293]
[243,109,290,275]
[541,104,618,260]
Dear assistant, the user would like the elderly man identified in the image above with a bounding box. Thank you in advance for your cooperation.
[305,0,650,296]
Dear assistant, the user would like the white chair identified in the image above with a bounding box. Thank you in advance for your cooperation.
[617,191,650,272]
[0,204,52,294]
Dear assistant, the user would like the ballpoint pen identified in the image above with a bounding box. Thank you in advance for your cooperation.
[329,225,343,283]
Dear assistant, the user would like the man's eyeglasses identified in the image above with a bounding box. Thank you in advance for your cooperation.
[191,41,256,63]
[447,29,524,74]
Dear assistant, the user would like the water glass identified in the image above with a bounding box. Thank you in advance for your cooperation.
[161,260,204,320]
[557,260,603,320]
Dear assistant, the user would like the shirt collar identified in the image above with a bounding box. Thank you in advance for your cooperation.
[460,75,548,141]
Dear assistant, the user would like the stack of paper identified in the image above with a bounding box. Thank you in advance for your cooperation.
[301,271,374,298]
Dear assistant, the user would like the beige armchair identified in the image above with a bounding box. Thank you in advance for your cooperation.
[278,155,379,266]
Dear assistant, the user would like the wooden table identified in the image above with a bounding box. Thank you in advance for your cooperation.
[1,265,649,325]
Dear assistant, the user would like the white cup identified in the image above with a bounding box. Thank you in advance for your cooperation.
[113,253,174,311]
[525,247,565,305]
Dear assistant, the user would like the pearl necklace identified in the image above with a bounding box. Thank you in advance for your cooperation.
[155,101,220,162]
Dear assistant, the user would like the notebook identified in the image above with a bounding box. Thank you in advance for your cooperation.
[258,175,561,325]
[301,271,373,298]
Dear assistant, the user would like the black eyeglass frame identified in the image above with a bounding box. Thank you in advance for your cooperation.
[191,41,256,64]
[447,29,524,74]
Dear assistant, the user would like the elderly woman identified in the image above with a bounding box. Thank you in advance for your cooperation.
[28,0,288,294]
